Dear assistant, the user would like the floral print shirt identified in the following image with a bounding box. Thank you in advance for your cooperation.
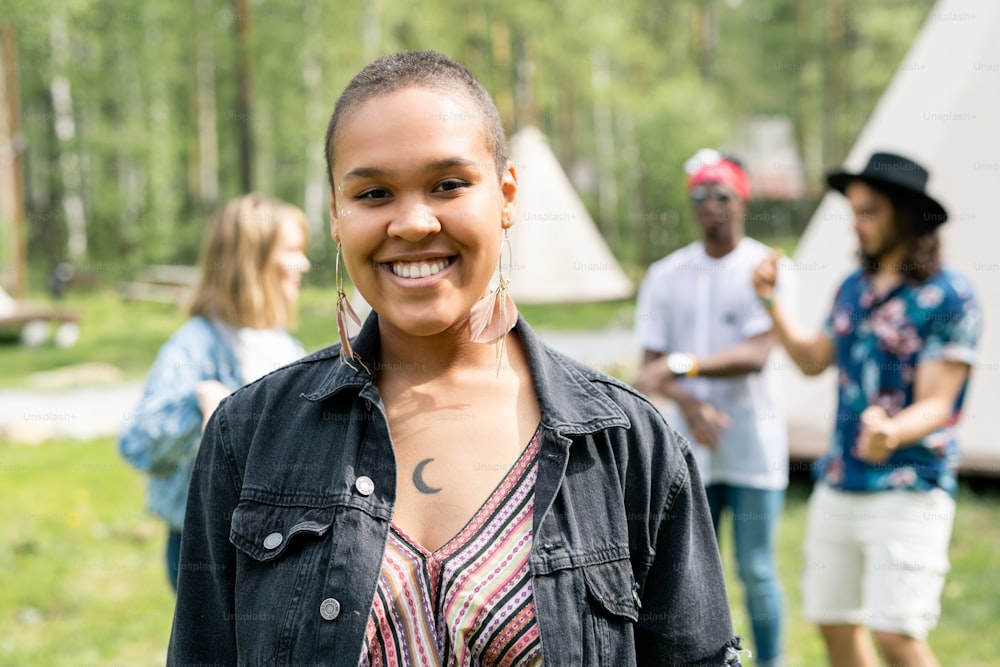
[816,268,981,497]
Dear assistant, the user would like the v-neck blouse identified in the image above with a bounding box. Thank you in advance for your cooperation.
[359,428,543,666]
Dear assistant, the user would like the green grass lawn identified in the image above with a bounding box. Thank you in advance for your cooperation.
[1,437,998,666]
[718,474,1000,666]
[0,437,174,666]
[4,267,998,664]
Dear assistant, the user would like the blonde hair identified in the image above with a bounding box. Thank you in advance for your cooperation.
[188,194,309,329]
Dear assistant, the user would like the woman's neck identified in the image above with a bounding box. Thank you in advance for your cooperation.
[375,321,515,387]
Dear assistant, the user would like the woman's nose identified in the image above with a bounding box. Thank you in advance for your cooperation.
[388,199,441,241]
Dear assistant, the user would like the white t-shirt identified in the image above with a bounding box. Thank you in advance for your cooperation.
[634,237,795,490]
[222,325,305,384]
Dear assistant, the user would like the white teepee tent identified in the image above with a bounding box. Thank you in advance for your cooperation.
[505,126,634,304]
[781,0,1000,474]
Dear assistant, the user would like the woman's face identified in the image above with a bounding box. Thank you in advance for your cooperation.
[272,217,310,305]
[330,86,517,339]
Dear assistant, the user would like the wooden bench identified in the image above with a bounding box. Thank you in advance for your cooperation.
[0,305,82,347]
[119,264,199,306]
[0,308,79,327]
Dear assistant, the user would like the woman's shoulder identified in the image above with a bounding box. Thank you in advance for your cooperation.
[208,343,348,451]
[535,345,697,502]
[229,343,343,398]
[534,341,685,444]
[145,317,229,369]
[167,316,227,347]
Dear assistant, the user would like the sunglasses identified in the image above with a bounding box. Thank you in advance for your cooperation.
[690,186,735,204]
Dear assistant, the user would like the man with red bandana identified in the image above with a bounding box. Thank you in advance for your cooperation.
[634,148,794,667]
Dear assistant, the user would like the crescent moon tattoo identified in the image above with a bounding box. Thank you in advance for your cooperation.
[413,458,442,494]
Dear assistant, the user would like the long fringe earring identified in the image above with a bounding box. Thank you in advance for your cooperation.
[469,228,518,372]
[335,243,362,365]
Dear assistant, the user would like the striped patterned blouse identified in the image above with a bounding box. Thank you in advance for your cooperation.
[360,428,543,666]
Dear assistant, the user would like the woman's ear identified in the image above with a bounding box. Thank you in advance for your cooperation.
[501,161,518,229]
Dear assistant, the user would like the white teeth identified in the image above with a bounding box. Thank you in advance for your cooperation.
[391,259,449,278]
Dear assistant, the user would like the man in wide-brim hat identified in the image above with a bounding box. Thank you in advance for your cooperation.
[752,150,982,666]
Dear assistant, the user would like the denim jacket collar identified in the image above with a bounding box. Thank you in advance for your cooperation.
[300,311,631,437]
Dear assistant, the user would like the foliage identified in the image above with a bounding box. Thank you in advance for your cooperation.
[1,0,936,289]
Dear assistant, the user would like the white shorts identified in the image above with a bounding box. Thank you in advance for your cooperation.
[802,483,955,639]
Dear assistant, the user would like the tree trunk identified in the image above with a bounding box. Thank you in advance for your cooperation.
[591,48,618,246]
[302,1,325,234]
[824,0,848,168]
[794,0,821,192]
[693,0,716,81]
[234,0,253,193]
[144,7,177,260]
[114,9,147,262]
[0,23,27,296]
[362,0,380,62]
[195,0,219,209]
[491,21,514,132]
[616,109,639,266]
[49,13,87,263]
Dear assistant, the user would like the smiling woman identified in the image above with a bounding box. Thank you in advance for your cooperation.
[167,51,743,667]
[331,85,517,345]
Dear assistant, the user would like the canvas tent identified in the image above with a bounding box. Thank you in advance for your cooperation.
[506,126,634,304]
[780,0,1000,474]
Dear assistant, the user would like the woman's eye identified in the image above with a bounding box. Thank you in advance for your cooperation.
[355,188,390,201]
[434,179,470,193]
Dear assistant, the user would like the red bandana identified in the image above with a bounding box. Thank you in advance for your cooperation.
[686,154,751,200]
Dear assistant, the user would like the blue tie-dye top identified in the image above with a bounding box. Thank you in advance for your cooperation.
[815,267,981,497]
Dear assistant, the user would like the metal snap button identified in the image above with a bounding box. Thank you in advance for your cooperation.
[319,597,341,620]
[263,532,283,550]
[355,475,375,496]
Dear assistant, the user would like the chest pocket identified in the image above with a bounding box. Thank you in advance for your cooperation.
[226,500,338,663]
[230,500,334,561]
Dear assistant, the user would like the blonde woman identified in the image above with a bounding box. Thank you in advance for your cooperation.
[119,193,310,591]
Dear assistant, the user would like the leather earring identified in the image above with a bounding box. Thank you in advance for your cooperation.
[335,243,362,364]
[469,228,518,371]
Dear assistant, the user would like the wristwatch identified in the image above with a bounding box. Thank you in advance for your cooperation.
[665,352,698,377]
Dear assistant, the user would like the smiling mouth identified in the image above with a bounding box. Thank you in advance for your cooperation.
[389,258,453,279]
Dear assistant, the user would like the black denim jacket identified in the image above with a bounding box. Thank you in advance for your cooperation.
[168,314,743,666]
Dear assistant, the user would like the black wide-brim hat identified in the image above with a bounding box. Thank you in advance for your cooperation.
[826,151,948,226]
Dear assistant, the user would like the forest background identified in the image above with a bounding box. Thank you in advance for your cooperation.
[0,0,936,294]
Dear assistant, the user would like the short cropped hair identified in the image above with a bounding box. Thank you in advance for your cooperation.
[188,194,308,329]
[324,50,508,191]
